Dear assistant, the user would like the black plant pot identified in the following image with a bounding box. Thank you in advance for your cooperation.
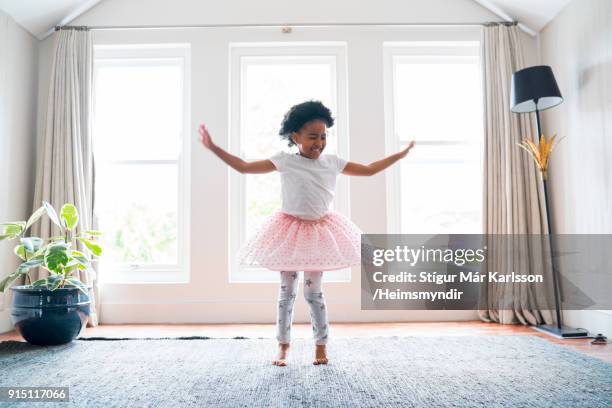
[10,285,91,346]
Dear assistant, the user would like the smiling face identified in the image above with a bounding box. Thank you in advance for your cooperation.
[291,119,327,159]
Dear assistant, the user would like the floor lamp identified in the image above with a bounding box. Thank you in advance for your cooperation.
[510,65,588,338]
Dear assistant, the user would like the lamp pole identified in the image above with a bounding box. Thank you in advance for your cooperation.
[533,102,562,331]
[511,65,588,338]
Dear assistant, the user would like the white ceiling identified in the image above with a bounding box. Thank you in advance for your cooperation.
[473,0,572,34]
[0,0,573,40]
[0,0,103,39]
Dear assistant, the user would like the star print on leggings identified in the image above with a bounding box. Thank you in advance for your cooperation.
[291,272,297,279]
[305,279,312,287]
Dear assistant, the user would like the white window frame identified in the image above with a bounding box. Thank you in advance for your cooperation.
[383,41,482,234]
[228,42,350,283]
[93,44,191,283]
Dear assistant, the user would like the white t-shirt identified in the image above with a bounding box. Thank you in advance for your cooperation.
[269,151,348,220]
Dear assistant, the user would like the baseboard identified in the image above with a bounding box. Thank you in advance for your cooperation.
[563,310,612,337]
[100,302,478,324]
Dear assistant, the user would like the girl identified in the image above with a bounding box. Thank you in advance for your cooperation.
[199,100,415,367]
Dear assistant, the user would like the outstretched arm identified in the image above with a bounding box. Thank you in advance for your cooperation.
[342,141,415,176]
[198,123,276,174]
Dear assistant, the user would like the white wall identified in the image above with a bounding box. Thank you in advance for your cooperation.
[72,0,498,27]
[33,0,539,324]
[540,0,612,335]
[0,9,39,332]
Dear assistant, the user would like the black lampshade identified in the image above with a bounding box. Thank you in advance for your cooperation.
[511,65,563,113]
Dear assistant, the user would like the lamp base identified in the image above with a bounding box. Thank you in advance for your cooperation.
[533,324,590,339]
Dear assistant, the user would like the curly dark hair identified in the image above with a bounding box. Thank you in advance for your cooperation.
[278,100,335,147]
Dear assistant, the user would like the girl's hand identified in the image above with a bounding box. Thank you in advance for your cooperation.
[198,123,214,149]
[343,140,415,176]
[399,140,416,158]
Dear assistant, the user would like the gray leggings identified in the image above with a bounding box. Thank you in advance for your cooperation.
[277,271,329,345]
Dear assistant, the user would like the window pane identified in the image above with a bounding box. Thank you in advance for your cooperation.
[241,58,338,238]
[392,51,483,234]
[245,174,281,238]
[242,59,337,157]
[394,58,482,142]
[95,163,178,265]
[400,144,482,234]
[94,60,183,160]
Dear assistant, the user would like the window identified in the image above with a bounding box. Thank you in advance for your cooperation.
[229,43,349,282]
[93,44,191,283]
[383,42,483,234]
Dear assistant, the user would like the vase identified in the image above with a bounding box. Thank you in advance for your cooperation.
[10,286,91,346]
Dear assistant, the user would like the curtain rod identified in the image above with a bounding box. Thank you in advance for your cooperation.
[55,21,518,31]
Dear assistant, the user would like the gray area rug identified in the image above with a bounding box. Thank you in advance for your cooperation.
[0,335,611,408]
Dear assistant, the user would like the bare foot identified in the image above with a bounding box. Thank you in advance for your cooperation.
[313,344,329,365]
[272,343,290,366]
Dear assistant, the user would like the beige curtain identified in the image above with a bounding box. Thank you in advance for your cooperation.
[30,28,99,326]
[479,24,554,326]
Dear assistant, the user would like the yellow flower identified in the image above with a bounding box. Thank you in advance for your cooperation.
[516,134,564,180]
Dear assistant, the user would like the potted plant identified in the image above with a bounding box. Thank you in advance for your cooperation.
[0,201,102,345]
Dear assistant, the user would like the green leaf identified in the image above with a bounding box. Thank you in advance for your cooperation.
[64,264,79,273]
[46,274,63,284]
[45,273,65,291]
[72,253,95,275]
[77,237,102,257]
[14,245,27,261]
[31,279,48,287]
[0,270,26,292]
[2,222,25,238]
[42,201,63,230]
[17,259,44,273]
[85,230,103,237]
[44,243,70,273]
[15,238,43,260]
[71,250,87,259]
[65,277,89,296]
[25,205,46,232]
[20,237,43,253]
[30,252,45,261]
[60,204,79,231]
[49,277,64,291]
[0,259,40,292]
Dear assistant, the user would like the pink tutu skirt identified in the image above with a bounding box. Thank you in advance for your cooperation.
[237,211,363,272]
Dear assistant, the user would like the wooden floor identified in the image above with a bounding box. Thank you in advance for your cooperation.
[1,321,610,364]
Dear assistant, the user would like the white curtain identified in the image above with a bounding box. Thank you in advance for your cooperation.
[479,24,554,326]
[31,28,99,326]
